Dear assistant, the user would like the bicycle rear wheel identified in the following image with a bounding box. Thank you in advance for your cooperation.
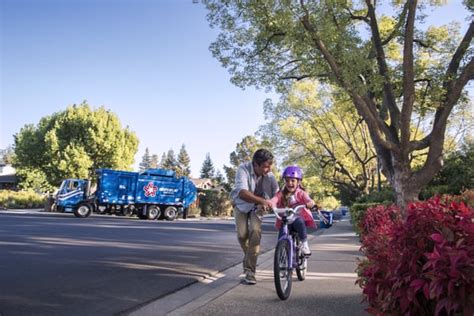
[274,239,292,300]
[296,255,307,281]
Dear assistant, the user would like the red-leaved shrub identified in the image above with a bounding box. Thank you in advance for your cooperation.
[357,197,474,316]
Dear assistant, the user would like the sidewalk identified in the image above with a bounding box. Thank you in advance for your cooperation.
[128,217,367,316]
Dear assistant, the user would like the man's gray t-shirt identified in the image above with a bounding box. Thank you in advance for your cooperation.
[230,161,279,213]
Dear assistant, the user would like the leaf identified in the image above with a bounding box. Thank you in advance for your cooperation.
[431,233,444,243]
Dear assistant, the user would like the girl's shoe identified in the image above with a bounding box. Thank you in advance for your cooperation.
[302,241,311,256]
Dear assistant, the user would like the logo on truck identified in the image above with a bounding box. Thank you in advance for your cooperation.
[144,182,158,197]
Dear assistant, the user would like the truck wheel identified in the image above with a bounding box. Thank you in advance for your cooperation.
[147,205,160,220]
[74,203,92,218]
[164,206,177,221]
[122,206,133,217]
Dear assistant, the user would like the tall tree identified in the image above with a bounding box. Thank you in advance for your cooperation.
[215,169,225,185]
[205,1,473,213]
[150,154,159,169]
[177,144,191,177]
[224,135,260,188]
[162,149,178,172]
[200,153,215,179]
[158,152,166,168]
[139,147,152,172]
[13,102,138,189]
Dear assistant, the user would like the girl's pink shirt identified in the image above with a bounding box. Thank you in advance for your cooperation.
[269,187,317,230]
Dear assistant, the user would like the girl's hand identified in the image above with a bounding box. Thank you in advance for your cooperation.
[306,201,315,209]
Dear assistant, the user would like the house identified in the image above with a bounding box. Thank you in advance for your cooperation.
[190,178,227,192]
[190,178,215,190]
[0,163,17,190]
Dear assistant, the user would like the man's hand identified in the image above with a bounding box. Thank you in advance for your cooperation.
[259,198,273,212]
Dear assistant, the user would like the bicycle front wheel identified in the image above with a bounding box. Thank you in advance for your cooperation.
[274,239,292,300]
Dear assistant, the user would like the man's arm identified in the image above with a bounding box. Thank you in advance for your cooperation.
[238,189,268,206]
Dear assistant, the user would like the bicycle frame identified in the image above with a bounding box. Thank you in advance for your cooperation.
[273,205,307,300]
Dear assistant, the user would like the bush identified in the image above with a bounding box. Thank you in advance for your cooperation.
[357,197,474,315]
[356,187,395,204]
[350,202,388,235]
[0,190,46,209]
[198,190,232,217]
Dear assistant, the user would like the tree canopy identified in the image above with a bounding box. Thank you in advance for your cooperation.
[13,102,138,190]
[262,80,380,204]
[206,1,473,211]
[200,153,216,179]
[177,144,191,177]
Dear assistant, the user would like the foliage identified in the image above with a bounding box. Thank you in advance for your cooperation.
[0,146,14,164]
[319,195,339,210]
[421,141,474,199]
[350,202,387,236]
[150,154,159,169]
[357,198,474,315]
[15,167,56,193]
[200,153,215,179]
[262,80,380,204]
[205,1,473,211]
[177,144,191,177]
[356,187,395,204]
[224,135,261,188]
[161,149,178,172]
[0,190,46,209]
[139,148,152,172]
[13,102,138,190]
[198,190,232,217]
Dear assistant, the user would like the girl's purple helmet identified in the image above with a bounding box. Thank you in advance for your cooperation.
[282,165,303,180]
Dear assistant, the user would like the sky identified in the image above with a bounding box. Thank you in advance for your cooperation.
[0,0,472,178]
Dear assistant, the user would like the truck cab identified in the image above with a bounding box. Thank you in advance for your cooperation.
[56,178,92,217]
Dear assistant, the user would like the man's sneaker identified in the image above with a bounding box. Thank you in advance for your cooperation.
[244,271,257,285]
[302,241,312,256]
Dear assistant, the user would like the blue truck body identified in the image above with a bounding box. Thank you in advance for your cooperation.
[56,168,197,220]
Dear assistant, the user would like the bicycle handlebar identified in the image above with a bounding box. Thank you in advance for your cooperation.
[273,205,307,221]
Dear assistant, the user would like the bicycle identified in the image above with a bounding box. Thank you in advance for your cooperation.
[272,205,311,300]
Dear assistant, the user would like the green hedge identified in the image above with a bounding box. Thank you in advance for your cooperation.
[0,190,46,209]
[199,190,232,217]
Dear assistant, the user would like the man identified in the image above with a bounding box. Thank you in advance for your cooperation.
[230,148,279,285]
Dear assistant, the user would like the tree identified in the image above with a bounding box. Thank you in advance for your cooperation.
[150,154,159,169]
[205,1,473,213]
[215,169,225,185]
[158,152,166,168]
[0,146,14,164]
[262,80,379,203]
[139,148,152,172]
[13,102,138,190]
[200,153,215,179]
[224,135,260,188]
[422,139,474,197]
[177,144,191,177]
[162,149,178,172]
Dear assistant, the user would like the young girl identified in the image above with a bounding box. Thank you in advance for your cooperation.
[269,165,316,255]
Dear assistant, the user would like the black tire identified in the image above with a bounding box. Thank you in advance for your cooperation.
[147,205,161,220]
[96,206,107,214]
[164,206,177,221]
[122,206,133,217]
[74,203,92,218]
[274,239,292,300]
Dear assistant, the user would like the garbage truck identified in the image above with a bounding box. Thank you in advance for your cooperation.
[54,168,197,220]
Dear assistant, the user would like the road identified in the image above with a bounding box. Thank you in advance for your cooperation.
[0,211,278,315]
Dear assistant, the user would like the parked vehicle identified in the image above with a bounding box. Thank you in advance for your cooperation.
[54,168,197,220]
